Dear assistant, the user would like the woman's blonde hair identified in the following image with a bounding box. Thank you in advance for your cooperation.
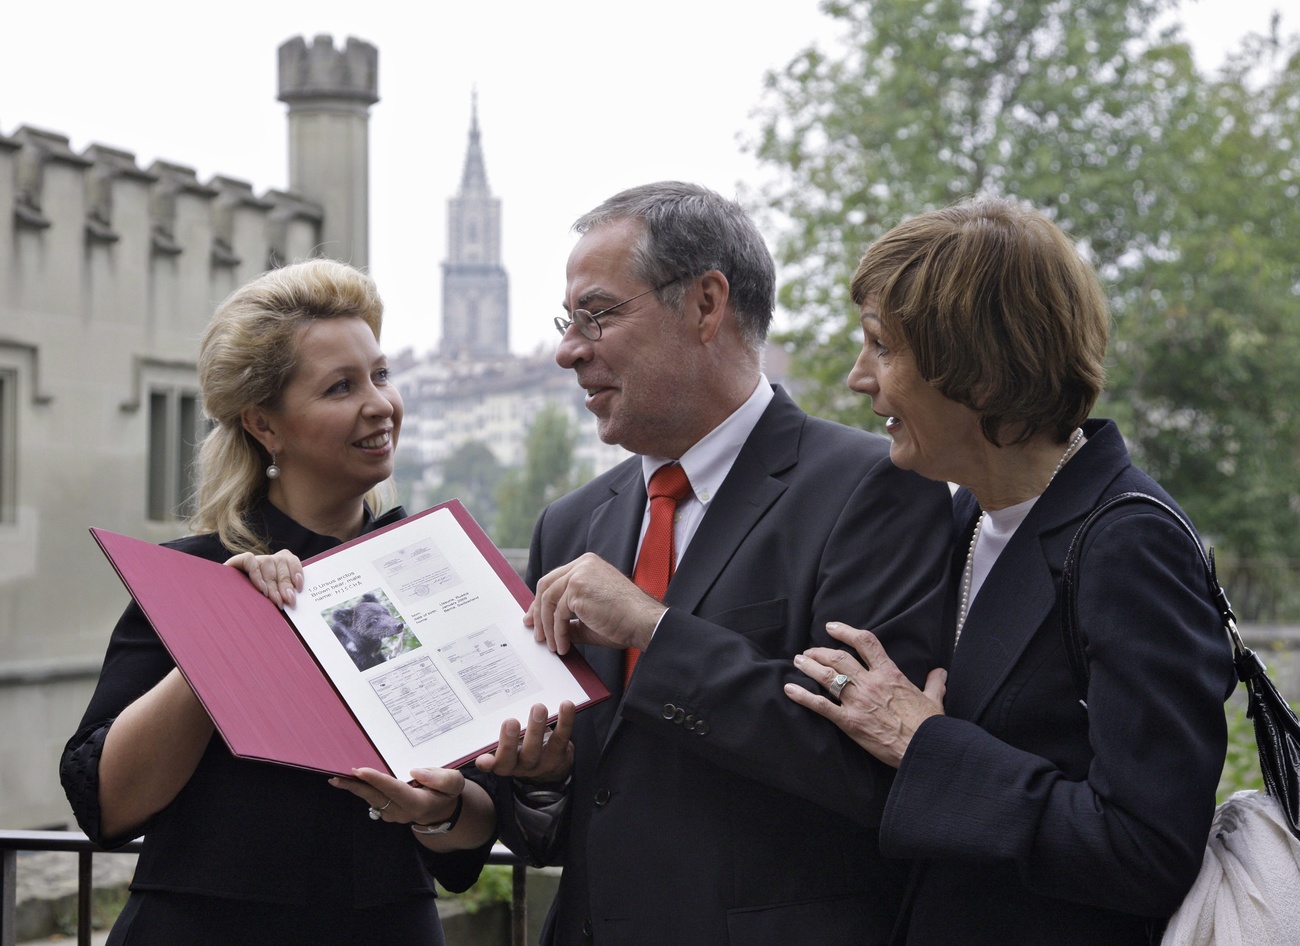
[190,258,396,553]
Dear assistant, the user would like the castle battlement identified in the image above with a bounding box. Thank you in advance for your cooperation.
[0,34,379,829]
[277,34,378,267]
[278,34,379,106]
[0,121,330,336]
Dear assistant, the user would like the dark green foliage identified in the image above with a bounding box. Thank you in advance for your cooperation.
[751,1,1300,616]
[493,405,590,549]
[432,440,507,534]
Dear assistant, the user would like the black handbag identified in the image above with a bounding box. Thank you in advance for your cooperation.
[1060,490,1300,840]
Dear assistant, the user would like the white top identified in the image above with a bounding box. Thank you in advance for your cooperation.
[959,429,1090,642]
[968,496,1038,606]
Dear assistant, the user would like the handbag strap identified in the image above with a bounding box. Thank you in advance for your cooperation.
[1060,491,1251,704]
[1061,491,1300,841]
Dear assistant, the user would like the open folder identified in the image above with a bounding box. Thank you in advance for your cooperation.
[91,500,608,778]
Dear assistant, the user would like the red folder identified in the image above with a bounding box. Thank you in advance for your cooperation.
[91,501,608,777]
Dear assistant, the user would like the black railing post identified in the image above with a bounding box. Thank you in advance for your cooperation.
[3,831,527,945]
[511,861,527,946]
[2,847,16,946]
[78,850,94,946]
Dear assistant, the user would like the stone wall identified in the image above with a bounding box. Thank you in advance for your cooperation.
[0,34,371,829]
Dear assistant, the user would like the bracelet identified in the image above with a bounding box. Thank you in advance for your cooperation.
[411,793,464,835]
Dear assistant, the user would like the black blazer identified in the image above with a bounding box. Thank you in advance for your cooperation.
[880,419,1235,945]
[497,387,954,946]
[61,502,493,910]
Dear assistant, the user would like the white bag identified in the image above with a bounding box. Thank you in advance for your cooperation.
[1161,791,1300,946]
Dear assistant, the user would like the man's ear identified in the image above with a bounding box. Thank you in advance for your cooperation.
[691,270,731,344]
[241,407,278,455]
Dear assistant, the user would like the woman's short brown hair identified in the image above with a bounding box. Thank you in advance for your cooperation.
[851,198,1109,446]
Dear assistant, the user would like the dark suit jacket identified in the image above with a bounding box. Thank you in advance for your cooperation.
[880,419,1236,945]
[497,387,954,946]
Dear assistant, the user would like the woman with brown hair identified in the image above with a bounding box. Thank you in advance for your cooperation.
[787,199,1235,944]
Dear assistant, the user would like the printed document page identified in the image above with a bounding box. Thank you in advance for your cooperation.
[286,503,592,775]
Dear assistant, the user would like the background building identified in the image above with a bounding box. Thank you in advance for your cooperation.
[393,102,628,514]
[440,93,510,359]
[0,34,377,828]
[0,34,785,829]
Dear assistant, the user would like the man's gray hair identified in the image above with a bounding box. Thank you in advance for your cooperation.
[574,181,775,351]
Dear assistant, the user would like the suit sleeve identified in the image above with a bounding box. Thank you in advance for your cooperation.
[425,767,502,892]
[619,453,953,827]
[880,510,1233,916]
[488,503,574,866]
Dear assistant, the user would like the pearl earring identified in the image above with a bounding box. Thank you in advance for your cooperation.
[266,451,281,480]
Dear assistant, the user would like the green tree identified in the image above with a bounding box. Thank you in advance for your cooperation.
[751,0,1300,615]
[391,451,429,512]
[752,0,1188,422]
[429,440,506,532]
[1104,30,1300,616]
[493,405,588,549]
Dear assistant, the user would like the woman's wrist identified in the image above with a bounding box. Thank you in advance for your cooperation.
[411,792,464,835]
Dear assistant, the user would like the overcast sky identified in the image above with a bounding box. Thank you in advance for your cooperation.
[2,1,1290,358]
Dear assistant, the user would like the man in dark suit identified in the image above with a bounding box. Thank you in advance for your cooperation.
[481,182,953,945]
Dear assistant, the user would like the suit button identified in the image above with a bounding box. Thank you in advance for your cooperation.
[694,719,710,735]
[582,917,593,937]
[594,788,611,806]
[684,714,695,728]
[662,703,677,719]
[673,707,686,723]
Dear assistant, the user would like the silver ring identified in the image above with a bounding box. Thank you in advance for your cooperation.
[367,799,393,820]
[828,673,855,701]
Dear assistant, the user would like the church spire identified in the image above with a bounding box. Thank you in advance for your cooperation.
[442,90,509,357]
[458,87,490,196]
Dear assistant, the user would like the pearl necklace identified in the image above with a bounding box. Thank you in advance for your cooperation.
[955,427,1085,645]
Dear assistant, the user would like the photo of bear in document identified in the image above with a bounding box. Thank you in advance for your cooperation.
[326,590,420,672]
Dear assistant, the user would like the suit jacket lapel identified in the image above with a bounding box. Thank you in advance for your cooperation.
[586,462,646,574]
[943,421,1131,722]
[595,388,803,752]
[944,534,1059,721]
[579,462,646,747]
[663,388,801,613]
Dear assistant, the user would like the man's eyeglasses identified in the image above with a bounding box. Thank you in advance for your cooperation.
[554,278,682,341]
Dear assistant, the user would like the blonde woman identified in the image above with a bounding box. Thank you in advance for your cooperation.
[62,259,495,945]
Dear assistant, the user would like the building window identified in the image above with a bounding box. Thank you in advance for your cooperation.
[0,369,15,524]
[148,387,204,521]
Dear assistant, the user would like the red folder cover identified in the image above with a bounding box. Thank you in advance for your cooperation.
[91,500,608,777]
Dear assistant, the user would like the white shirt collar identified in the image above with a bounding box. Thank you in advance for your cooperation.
[640,374,774,507]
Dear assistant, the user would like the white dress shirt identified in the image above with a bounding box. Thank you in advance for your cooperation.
[636,375,774,570]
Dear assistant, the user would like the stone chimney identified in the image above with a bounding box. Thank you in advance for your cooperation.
[277,35,379,268]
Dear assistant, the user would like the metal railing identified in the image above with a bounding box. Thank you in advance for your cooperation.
[0,831,527,946]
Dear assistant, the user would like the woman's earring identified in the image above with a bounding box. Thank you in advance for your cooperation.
[266,451,281,480]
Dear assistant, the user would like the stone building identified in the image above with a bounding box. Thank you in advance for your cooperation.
[0,34,377,828]
[0,31,780,830]
[394,105,628,514]
[440,92,510,359]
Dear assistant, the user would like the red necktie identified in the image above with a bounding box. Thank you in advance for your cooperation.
[626,463,693,684]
